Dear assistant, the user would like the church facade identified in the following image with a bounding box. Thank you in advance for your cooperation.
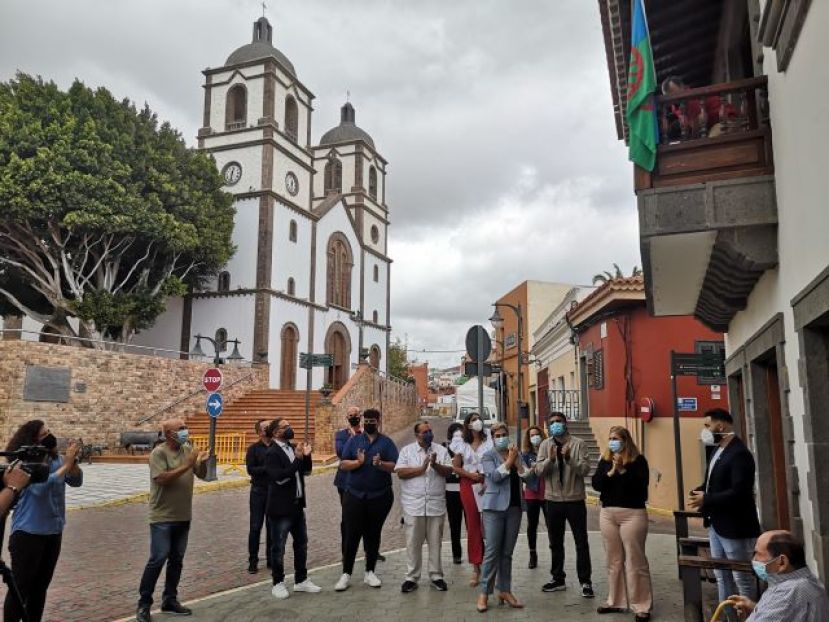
[134,17,391,390]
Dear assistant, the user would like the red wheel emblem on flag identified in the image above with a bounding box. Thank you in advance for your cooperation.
[627,47,644,101]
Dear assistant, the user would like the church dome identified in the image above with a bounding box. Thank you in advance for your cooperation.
[225,17,296,77]
[320,102,375,148]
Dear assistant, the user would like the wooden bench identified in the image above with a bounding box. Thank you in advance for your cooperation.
[678,554,757,622]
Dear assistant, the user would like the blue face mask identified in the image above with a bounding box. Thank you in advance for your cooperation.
[752,557,778,582]
[549,422,566,437]
[494,437,510,451]
[608,439,624,454]
[421,430,434,446]
[176,429,189,445]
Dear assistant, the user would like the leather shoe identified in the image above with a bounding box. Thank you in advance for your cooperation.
[136,606,152,622]
[247,561,258,574]
[160,600,192,616]
[401,580,418,593]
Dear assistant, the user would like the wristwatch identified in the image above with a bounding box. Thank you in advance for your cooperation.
[7,485,20,496]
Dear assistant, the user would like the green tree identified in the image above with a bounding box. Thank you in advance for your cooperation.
[591,263,642,285]
[0,73,235,343]
[388,338,412,381]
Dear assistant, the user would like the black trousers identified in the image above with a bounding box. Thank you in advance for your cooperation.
[4,531,62,622]
[248,487,271,565]
[545,500,592,583]
[445,489,465,560]
[341,490,393,574]
[525,499,548,552]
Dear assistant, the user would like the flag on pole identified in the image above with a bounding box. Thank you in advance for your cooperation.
[626,0,658,171]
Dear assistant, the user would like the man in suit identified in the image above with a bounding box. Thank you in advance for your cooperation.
[688,408,761,606]
[245,419,272,573]
[265,418,321,600]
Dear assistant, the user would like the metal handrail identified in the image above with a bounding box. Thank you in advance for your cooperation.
[135,370,259,426]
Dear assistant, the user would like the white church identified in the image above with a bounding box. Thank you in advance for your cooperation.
[134,16,392,390]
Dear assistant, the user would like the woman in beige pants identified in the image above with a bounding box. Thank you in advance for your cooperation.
[591,426,652,621]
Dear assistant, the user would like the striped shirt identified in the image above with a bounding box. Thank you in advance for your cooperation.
[748,566,829,622]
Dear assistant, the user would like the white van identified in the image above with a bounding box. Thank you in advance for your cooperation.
[455,406,497,428]
[454,378,498,427]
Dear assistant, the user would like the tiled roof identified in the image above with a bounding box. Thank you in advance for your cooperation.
[567,276,645,326]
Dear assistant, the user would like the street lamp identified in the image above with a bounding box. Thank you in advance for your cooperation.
[490,303,524,442]
[189,333,242,481]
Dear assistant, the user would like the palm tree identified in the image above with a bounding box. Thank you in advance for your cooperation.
[592,263,642,285]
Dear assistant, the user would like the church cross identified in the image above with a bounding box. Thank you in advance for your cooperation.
[262,1,267,17]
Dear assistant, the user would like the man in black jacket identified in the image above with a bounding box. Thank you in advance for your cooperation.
[245,419,271,574]
[688,408,760,606]
[265,418,321,600]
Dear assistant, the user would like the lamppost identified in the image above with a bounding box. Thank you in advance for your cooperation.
[190,333,243,481]
[493,338,507,424]
[489,303,524,442]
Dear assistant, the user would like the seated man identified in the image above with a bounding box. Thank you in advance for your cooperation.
[731,530,829,621]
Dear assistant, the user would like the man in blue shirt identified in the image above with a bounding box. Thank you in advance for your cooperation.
[334,408,399,592]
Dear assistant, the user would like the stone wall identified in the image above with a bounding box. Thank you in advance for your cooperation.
[0,340,269,448]
[314,363,418,454]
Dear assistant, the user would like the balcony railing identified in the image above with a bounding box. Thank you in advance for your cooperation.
[635,76,773,191]
[548,389,581,421]
[225,120,247,131]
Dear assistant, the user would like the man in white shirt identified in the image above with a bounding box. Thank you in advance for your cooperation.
[395,421,454,593]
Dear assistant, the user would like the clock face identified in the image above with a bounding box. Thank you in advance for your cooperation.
[285,172,299,196]
[221,162,242,186]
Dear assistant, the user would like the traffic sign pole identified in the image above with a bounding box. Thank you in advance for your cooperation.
[201,370,223,483]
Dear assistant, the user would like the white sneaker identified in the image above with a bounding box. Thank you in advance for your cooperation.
[271,582,290,600]
[364,571,382,588]
[294,579,322,593]
[334,573,351,592]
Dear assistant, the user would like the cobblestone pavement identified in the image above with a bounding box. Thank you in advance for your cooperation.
[31,418,699,621]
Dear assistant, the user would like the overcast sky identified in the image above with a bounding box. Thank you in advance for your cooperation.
[0,0,639,369]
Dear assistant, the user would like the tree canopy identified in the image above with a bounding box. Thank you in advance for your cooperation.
[388,338,413,382]
[0,73,235,343]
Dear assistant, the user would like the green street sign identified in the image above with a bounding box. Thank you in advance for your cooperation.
[300,353,334,369]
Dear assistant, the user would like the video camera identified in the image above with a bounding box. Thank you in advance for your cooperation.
[0,445,51,486]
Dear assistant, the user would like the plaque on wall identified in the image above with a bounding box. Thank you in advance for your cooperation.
[24,366,72,403]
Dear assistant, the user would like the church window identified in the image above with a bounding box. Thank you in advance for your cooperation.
[284,95,299,141]
[289,220,297,242]
[370,225,380,244]
[218,271,230,292]
[326,233,353,309]
[369,345,381,369]
[368,166,377,199]
[372,310,379,324]
[225,85,247,131]
[287,278,295,296]
[373,265,379,282]
[215,328,228,353]
[280,323,299,390]
[324,157,342,194]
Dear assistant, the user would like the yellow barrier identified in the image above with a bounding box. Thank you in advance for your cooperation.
[190,433,247,475]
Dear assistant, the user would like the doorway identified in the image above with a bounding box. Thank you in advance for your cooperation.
[325,323,351,390]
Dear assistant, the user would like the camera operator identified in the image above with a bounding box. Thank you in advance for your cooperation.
[0,463,31,517]
[3,419,83,622]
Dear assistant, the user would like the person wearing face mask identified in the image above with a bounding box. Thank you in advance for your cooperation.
[245,419,272,574]
[443,422,466,564]
[136,418,208,622]
[452,412,493,587]
[395,420,453,593]
[475,422,531,612]
[521,425,548,570]
[592,426,652,621]
[729,530,829,621]
[688,408,760,609]
[264,418,319,600]
[533,411,594,597]
[3,419,82,622]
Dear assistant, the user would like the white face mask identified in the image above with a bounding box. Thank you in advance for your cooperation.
[530,435,542,447]
[470,420,483,432]
[700,428,717,446]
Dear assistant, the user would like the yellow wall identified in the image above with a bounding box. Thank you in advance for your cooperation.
[588,417,708,512]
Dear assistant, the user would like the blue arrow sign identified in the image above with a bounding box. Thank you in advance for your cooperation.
[206,392,224,418]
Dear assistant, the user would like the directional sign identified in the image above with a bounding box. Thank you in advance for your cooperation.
[300,353,335,369]
[671,353,725,378]
[206,392,224,418]
[202,368,223,392]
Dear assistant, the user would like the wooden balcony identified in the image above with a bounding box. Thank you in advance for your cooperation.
[635,77,773,192]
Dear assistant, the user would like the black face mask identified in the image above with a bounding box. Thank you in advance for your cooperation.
[41,433,57,450]
[364,423,378,435]
[348,416,361,427]
[282,427,295,441]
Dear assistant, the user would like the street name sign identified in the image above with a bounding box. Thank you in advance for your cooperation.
[300,353,335,369]
[206,392,224,418]
[202,368,223,392]
[677,397,698,412]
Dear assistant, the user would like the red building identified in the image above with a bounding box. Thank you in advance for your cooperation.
[408,362,429,411]
[568,277,728,510]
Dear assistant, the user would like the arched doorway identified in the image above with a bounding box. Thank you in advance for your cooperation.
[369,344,381,370]
[324,322,351,390]
[280,324,299,390]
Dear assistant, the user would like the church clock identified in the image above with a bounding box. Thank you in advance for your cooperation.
[285,171,299,196]
[221,161,242,186]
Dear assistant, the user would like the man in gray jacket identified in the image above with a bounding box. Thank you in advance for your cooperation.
[533,412,593,597]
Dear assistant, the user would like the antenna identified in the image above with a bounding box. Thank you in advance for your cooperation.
[346,89,351,103]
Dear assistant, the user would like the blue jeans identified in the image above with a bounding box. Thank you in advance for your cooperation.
[138,521,190,607]
[269,506,308,584]
[479,507,522,594]
[708,527,757,603]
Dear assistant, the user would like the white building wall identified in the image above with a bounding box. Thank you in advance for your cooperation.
[363,255,388,325]
[273,150,312,206]
[211,197,260,291]
[211,147,263,194]
[132,297,184,354]
[273,204,312,299]
[362,210,387,255]
[727,0,829,572]
[268,296,311,388]
[189,295,256,362]
[209,69,265,132]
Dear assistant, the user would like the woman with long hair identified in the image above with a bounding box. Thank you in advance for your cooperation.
[591,425,652,621]
[522,424,547,569]
[451,412,492,587]
[4,420,83,622]
[443,422,466,564]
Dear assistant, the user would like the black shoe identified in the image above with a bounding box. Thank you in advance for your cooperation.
[431,579,448,591]
[248,561,258,574]
[401,580,418,593]
[542,578,566,592]
[266,560,272,569]
[453,556,463,565]
[161,600,192,616]
[136,605,152,622]
[597,606,628,614]
[528,550,538,569]
[581,583,595,598]
[634,614,651,621]
[377,553,386,562]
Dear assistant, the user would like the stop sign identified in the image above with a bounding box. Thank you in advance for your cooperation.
[202,368,223,392]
